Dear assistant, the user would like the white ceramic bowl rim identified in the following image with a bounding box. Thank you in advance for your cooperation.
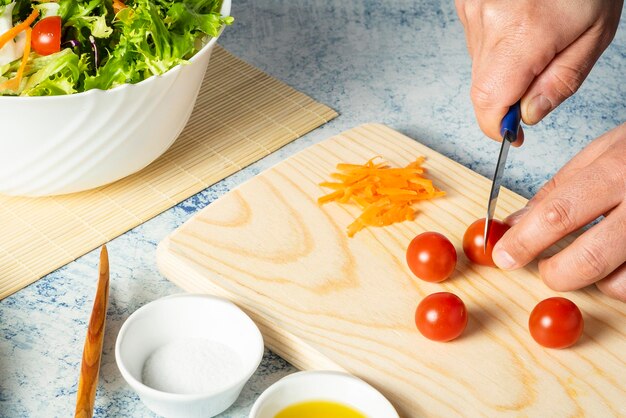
[115,293,264,402]
[0,0,231,102]
[250,370,400,418]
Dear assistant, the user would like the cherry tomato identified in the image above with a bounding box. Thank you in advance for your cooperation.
[462,218,510,267]
[31,16,62,56]
[415,292,468,342]
[529,297,583,349]
[406,232,457,282]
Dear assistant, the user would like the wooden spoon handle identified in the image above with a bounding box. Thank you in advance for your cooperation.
[75,245,110,418]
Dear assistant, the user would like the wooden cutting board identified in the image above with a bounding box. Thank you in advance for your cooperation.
[157,124,626,417]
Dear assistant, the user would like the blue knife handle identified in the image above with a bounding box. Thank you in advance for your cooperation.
[500,101,521,142]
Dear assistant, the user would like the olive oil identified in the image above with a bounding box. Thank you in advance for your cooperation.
[274,400,367,418]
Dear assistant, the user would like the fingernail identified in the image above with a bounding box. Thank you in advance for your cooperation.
[492,248,516,270]
[504,205,531,226]
[527,95,552,124]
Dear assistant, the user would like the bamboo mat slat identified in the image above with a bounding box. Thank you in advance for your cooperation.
[0,46,337,300]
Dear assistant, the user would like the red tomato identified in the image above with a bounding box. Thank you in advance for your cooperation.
[415,292,468,342]
[406,232,457,282]
[462,218,510,267]
[529,297,583,349]
[31,16,62,56]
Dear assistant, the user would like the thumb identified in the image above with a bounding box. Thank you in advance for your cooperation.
[521,26,611,125]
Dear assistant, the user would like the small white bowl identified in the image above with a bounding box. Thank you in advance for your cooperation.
[249,370,399,418]
[115,294,264,418]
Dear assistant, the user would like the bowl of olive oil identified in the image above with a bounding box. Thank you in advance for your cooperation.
[249,371,398,418]
[275,400,367,418]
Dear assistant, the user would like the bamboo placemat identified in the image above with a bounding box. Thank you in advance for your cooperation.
[0,46,337,300]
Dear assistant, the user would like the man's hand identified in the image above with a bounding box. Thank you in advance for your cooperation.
[455,0,622,143]
[492,124,626,301]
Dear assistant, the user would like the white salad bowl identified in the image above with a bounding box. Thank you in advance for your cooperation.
[0,0,230,197]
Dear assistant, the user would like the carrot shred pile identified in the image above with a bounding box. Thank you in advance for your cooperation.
[318,156,445,237]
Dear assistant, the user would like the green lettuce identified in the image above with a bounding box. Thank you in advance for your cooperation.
[1,0,232,96]
[22,49,87,95]
[0,48,87,96]
[86,0,231,90]
[59,0,113,41]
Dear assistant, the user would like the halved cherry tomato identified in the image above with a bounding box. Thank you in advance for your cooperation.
[31,16,61,56]
[529,297,583,349]
[406,232,457,282]
[415,292,468,342]
[462,218,510,267]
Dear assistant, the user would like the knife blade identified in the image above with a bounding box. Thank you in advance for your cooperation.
[483,102,522,250]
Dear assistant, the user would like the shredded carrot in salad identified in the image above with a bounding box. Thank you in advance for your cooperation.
[112,0,127,13]
[0,9,38,50]
[0,28,31,92]
[318,157,445,237]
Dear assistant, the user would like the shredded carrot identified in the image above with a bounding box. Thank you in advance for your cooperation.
[317,190,343,204]
[0,9,38,51]
[113,0,127,13]
[0,28,31,92]
[318,156,444,237]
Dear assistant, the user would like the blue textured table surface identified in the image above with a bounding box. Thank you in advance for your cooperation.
[1,1,624,417]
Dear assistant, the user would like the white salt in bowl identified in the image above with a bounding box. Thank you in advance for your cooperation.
[115,294,264,418]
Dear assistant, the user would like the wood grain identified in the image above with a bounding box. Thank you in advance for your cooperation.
[75,245,109,418]
[0,46,336,301]
[157,124,626,417]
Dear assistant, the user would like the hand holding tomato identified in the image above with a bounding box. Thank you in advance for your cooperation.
[462,218,509,267]
[493,124,626,302]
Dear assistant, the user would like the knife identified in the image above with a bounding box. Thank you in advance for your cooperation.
[483,102,522,250]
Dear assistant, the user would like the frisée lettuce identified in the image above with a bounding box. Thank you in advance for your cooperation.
[0,0,232,96]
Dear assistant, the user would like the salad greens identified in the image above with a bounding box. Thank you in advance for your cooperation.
[0,0,232,96]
